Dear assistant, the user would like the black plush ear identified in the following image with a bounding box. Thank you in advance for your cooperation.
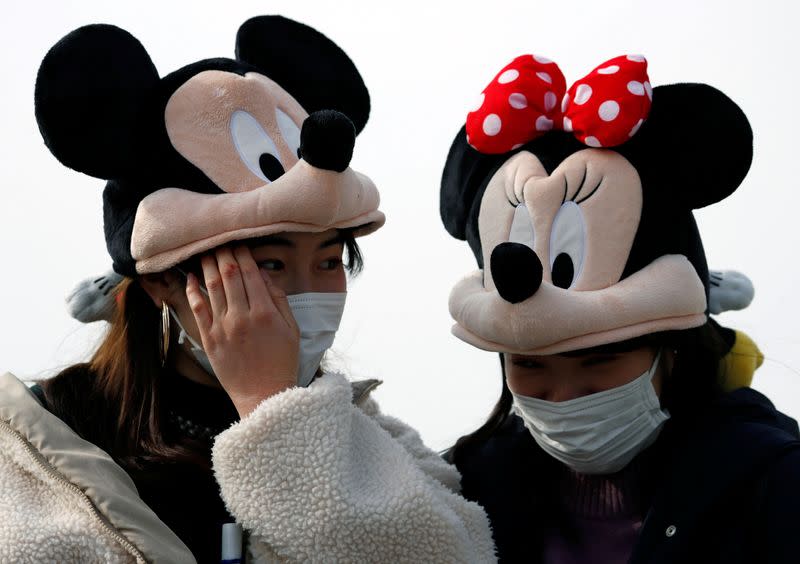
[35,24,160,180]
[235,16,370,134]
[440,126,506,241]
[619,83,753,210]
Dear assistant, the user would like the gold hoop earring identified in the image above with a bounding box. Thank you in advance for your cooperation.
[160,301,170,367]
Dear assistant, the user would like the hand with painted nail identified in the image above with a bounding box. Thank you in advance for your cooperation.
[185,246,300,418]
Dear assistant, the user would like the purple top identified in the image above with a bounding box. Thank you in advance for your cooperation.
[542,460,649,564]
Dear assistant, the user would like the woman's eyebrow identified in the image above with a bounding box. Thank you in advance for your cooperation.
[319,235,345,249]
[247,234,343,249]
[254,236,294,247]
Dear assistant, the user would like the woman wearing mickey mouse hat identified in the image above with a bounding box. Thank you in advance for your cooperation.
[441,54,800,563]
[0,17,495,563]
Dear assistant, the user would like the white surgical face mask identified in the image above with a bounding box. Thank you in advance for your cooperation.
[511,350,669,475]
[169,292,346,388]
[286,292,346,387]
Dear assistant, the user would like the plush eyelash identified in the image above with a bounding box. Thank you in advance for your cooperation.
[575,177,603,204]
[562,164,603,205]
[507,187,522,207]
[571,166,588,202]
[561,166,588,204]
[519,162,605,210]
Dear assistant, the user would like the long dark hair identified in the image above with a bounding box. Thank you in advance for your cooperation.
[41,278,203,470]
[450,322,729,465]
[40,231,363,471]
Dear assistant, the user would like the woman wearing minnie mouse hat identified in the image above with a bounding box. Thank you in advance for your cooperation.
[441,54,800,563]
[0,16,495,563]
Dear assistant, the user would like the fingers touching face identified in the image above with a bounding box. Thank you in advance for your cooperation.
[170,229,346,352]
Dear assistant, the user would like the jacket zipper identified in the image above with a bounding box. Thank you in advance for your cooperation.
[0,418,148,563]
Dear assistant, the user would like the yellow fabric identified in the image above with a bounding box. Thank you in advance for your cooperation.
[719,330,765,391]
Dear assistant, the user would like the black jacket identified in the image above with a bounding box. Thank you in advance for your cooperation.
[453,388,800,563]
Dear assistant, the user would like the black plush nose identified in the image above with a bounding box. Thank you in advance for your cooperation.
[299,110,356,173]
[490,243,543,304]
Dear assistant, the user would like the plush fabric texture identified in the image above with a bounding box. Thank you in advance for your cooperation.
[467,55,568,154]
[490,242,543,303]
[0,372,495,562]
[65,269,123,323]
[477,150,643,293]
[33,25,160,180]
[718,329,764,391]
[212,372,496,563]
[35,17,380,276]
[236,16,371,135]
[163,70,308,192]
[131,161,384,274]
[560,55,651,148]
[300,109,357,172]
[467,54,652,154]
[441,78,753,355]
[450,254,706,355]
[708,269,755,314]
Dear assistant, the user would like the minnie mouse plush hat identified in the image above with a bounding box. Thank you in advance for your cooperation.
[35,16,384,276]
[441,55,753,355]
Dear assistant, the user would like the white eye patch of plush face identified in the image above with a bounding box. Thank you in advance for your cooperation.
[227,107,303,185]
[448,149,707,355]
[229,109,285,184]
[128,70,384,274]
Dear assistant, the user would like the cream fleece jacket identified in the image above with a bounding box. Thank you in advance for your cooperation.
[0,371,496,563]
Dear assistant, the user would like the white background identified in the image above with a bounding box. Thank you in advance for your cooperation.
[1,0,798,450]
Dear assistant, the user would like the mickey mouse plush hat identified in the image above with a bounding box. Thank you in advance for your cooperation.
[441,55,752,355]
[35,16,384,276]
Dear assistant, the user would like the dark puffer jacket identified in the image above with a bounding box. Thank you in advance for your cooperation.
[453,388,800,563]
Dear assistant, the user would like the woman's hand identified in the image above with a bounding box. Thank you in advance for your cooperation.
[185,246,300,418]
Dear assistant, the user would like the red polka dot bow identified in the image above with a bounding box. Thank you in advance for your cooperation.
[466,54,652,154]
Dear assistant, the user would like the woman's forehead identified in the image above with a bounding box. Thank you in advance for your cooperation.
[510,338,656,362]
[249,229,344,250]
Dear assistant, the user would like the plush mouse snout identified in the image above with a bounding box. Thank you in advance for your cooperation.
[490,242,543,304]
[300,110,356,173]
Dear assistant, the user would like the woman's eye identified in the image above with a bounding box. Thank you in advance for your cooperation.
[259,260,284,271]
[513,360,545,370]
[319,258,343,271]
